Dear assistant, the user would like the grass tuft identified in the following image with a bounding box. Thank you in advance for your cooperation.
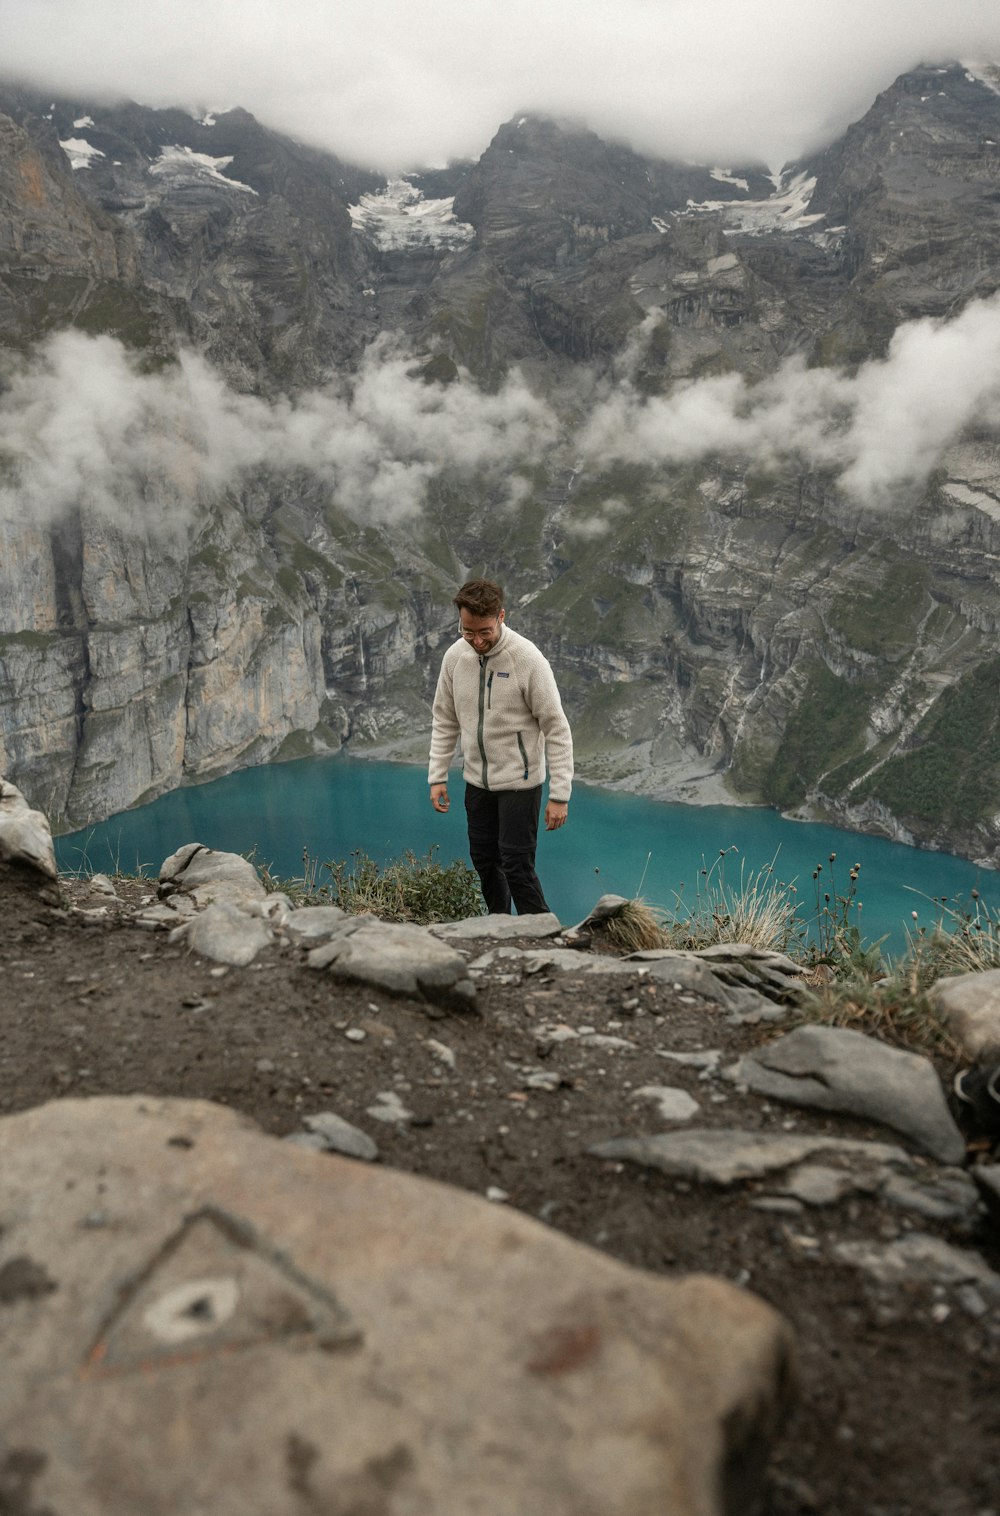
[665,848,805,954]
[797,975,963,1059]
[598,898,672,953]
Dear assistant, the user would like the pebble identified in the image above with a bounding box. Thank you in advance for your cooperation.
[749,1197,805,1216]
[298,1112,379,1162]
[345,1028,366,1042]
[426,1039,457,1070]
[956,1285,989,1318]
[366,1090,414,1125]
[524,1071,562,1092]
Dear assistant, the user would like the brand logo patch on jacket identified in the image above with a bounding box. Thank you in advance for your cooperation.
[495,671,510,678]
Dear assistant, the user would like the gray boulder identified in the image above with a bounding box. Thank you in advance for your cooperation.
[928,968,1000,1060]
[726,1025,966,1164]
[560,894,632,946]
[159,844,267,909]
[0,777,57,880]
[170,902,276,968]
[0,1096,795,1516]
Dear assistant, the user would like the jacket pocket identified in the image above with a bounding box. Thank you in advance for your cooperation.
[517,732,529,782]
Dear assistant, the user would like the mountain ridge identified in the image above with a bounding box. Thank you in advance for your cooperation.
[3,64,1000,868]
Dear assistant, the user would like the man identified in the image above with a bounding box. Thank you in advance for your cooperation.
[429,578,573,915]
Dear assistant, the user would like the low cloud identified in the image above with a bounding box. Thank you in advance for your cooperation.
[3,295,1000,545]
[5,0,1000,171]
[564,497,630,540]
[0,331,561,533]
[579,293,1000,504]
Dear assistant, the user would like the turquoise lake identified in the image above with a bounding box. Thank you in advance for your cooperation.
[54,755,1000,957]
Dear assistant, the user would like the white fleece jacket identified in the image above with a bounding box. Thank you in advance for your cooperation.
[428,625,573,800]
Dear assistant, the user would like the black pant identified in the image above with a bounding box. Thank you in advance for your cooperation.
[464,783,550,915]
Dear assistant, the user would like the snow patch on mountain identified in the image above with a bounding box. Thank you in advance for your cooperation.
[349,178,475,251]
[59,137,105,171]
[150,146,258,195]
[709,167,750,193]
[678,170,823,236]
[962,61,1000,96]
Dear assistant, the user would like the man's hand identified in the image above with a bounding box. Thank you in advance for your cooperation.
[545,800,568,831]
[431,784,450,813]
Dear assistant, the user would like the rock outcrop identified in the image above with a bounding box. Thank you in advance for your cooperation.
[0,1094,794,1516]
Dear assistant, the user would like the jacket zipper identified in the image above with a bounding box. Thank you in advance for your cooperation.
[478,656,490,790]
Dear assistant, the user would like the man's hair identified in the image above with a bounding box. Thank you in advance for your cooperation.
[453,579,504,617]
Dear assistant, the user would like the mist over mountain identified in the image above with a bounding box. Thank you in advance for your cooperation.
[3,63,1000,865]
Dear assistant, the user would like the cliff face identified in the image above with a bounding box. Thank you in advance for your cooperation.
[3,69,1000,862]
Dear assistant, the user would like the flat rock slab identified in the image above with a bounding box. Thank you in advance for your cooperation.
[929,968,1000,1060]
[591,1128,911,1187]
[430,911,563,941]
[470,947,767,1021]
[308,919,478,1013]
[727,1025,966,1165]
[832,1232,1000,1301]
[281,906,349,946]
[0,1097,794,1516]
[469,946,643,977]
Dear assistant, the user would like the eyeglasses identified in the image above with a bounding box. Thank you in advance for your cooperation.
[459,617,501,643]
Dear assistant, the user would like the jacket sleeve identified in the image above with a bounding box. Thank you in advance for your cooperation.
[527,655,574,803]
[428,649,461,785]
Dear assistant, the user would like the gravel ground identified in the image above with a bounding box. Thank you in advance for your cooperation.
[2,866,998,1516]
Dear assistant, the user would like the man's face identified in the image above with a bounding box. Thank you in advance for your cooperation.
[458,607,505,651]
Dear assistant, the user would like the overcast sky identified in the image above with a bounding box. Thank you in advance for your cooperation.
[5,0,1000,172]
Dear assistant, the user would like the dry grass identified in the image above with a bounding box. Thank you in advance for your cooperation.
[797,976,963,1060]
[668,850,804,954]
[597,898,672,953]
[903,893,1000,987]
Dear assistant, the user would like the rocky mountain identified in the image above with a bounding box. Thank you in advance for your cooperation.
[3,65,1000,866]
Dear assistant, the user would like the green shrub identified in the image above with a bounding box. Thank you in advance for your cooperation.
[265,846,485,924]
[761,662,875,808]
